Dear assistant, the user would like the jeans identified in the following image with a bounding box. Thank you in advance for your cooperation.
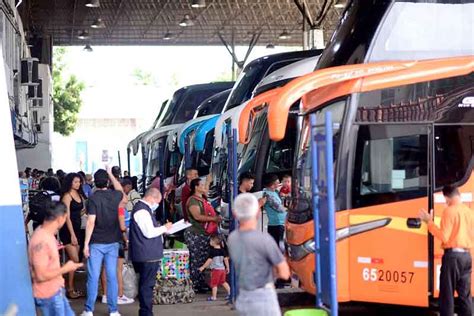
[439,251,472,316]
[35,288,74,316]
[133,261,160,316]
[267,225,285,252]
[85,242,119,313]
[236,287,281,316]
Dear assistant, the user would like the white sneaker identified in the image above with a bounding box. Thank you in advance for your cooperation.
[80,312,93,316]
[101,295,107,304]
[109,312,121,316]
[117,295,134,305]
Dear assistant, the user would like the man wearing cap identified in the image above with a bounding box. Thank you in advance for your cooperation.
[81,167,127,316]
[228,193,290,316]
[419,185,474,316]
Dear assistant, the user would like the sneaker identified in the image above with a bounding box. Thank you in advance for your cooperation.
[109,312,121,316]
[101,295,107,304]
[117,295,134,305]
[80,312,93,316]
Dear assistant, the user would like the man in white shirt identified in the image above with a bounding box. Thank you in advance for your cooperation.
[129,188,172,316]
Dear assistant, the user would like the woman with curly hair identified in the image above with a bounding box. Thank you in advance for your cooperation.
[59,172,86,299]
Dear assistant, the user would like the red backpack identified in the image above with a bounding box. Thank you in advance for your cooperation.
[187,196,218,235]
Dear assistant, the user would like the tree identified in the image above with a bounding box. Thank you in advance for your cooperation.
[131,68,157,86]
[53,47,85,136]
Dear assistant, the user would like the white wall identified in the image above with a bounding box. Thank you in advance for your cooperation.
[16,64,53,171]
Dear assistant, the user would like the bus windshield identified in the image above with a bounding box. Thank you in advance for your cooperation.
[225,62,265,111]
[146,137,166,180]
[158,90,185,127]
[291,99,346,221]
[369,2,474,61]
[195,91,229,118]
[239,110,268,175]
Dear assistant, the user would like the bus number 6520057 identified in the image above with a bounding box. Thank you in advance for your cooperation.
[362,268,414,284]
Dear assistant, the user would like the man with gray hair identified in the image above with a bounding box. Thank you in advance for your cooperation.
[228,193,290,316]
[129,188,172,316]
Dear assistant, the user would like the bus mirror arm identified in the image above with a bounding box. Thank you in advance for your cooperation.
[406,218,422,229]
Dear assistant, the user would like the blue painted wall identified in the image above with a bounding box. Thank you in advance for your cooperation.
[0,204,35,314]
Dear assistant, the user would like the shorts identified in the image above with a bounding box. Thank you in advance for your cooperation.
[209,269,226,288]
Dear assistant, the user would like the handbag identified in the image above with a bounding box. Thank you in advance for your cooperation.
[187,196,218,235]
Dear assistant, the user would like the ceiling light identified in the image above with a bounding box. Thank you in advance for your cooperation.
[91,18,106,29]
[85,0,100,8]
[163,32,173,40]
[266,43,275,49]
[83,44,93,52]
[179,15,194,27]
[191,0,206,8]
[77,30,90,40]
[278,30,291,40]
[334,0,346,9]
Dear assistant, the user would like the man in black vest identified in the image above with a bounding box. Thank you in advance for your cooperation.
[129,188,172,316]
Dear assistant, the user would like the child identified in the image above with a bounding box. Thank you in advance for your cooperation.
[198,235,231,301]
[279,174,291,197]
[279,174,292,208]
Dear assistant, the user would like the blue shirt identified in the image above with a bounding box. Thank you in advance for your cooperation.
[82,183,93,198]
[263,188,287,226]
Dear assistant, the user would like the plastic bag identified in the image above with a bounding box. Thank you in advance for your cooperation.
[122,263,138,299]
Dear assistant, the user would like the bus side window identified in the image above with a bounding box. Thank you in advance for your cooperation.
[352,125,428,208]
[435,126,474,189]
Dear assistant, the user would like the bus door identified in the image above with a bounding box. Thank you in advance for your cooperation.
[349,124,431,306]
[432,125,474,297]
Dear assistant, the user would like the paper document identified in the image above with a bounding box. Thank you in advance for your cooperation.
[167,219,192,235]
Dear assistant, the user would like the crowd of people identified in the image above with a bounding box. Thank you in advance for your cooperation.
[23,166,148,316]
[22,162,474,316]
[20,167,304,316]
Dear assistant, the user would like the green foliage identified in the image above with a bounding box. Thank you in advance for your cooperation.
[53,47,85,136]
[131,68,157,86]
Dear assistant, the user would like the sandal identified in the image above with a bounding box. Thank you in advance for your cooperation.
[76,289,86,297]
[66,289,82,299]
[207,297,217,302]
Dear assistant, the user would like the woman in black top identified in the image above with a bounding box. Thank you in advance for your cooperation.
[59,173,86,299]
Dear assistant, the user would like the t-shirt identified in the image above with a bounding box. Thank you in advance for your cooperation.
[150,177,161,190]
[126,190,141,212]
[28,227,64,298]
[280,185,291,195]
[82,183,93,198]
[208,247,228,270]
[181,184,191,221]
[228,229,284,291]
[87,189,123,244]
[187,196,205,234]
[263,188,287,226]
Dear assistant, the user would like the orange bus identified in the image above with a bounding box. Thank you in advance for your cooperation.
[266,56,474,307]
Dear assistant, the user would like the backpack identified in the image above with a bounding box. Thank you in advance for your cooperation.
[29,191,56,224]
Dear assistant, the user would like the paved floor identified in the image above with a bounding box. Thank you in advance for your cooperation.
[70,294,237,316]
[69,291,439,316]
